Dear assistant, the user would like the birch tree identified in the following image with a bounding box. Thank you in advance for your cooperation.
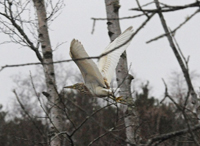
[104,0,139,145]
[32,1,66,145]
[0,0,65,145]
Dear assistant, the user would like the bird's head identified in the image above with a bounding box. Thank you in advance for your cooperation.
[64,83,89,94]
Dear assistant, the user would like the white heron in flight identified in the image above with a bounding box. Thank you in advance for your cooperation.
[65,26,134,101]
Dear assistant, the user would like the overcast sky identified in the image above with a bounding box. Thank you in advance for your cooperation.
[0,0,200,108]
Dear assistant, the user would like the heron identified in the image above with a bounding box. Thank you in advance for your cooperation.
[65,26,134,101]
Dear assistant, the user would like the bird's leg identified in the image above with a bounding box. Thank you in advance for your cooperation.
[108,94,124,102]
[108,95,127,105]
[103,78,124,102]
[110,87,124,102]
[115,96,124,102]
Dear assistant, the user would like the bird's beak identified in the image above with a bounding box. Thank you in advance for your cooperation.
[64,85,74,89]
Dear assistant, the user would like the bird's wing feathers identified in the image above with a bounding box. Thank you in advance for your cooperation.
[70,39,105,87]
[98,26,134,85]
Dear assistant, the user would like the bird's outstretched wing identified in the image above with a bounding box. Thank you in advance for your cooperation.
[70,39,105,87]
[98,26,134,86]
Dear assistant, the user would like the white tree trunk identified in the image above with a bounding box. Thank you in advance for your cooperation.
[32,1,65,146]
[104,0,139,145]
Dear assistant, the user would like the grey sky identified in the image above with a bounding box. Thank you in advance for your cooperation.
[0,0,200,107]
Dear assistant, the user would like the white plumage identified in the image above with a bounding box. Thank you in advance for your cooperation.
[68,26,134,97]
[98,26,133,86]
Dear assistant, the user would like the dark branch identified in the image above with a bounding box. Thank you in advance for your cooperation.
[146,124,200,146]
[1,14,155,72]
[154,0,196,104]
[131,1,200,13]
[13,89,46,138]
[146,9,200,44]
[91,14,144,21]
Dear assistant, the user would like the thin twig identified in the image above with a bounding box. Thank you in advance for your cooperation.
[88,127,115,146]
[91,14,144,34]
[13,89,46,138]
[131,1,200,13]
[146,123,200,146]
[1,14,154,72]
[65,96,128,143]
[146,9,200,44]
[91,14,144,21]
[154,0,196,104]
[135,0,149,18]
[70,103,114,137]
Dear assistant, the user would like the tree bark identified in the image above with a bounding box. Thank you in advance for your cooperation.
[104,0,139,145]
[32,1,65,146]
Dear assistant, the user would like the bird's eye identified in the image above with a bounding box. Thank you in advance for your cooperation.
[103,86,106,89]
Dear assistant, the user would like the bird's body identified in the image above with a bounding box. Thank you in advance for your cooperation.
[65,26,134,99]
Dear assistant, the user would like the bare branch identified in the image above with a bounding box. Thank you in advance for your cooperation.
[0,1,43,62]
[146,123,200,146]
[46,0,65,22]
[154,0,196,104]
[70,103,114,137]
[88,127,115,146]
[29,73,60,134]
[147,9,200,44]
[0,13,155,72]
[131,1,200,13]
[135,0,150,18]
[91,14,144,34]
[161,78,182,110]
[13,89,46,138]
[65,97,128,143]
[91,14,144,21]
[171,29,189,69]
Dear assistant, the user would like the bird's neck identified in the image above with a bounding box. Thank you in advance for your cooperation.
[79,83,92,95]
